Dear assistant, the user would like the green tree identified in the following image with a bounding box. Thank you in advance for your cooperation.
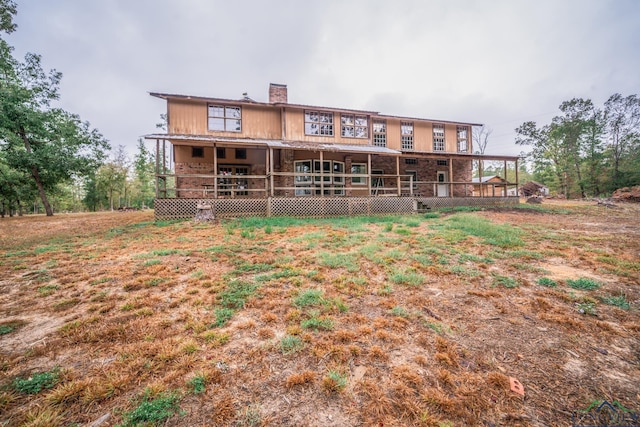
[132,139,155,208]
[603,93,640,190]
[0,3,109,216]
[96,146,129,211]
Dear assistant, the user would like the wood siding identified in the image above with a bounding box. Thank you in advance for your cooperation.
[168,100,281,139]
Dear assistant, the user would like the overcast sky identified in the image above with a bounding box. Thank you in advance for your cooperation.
[7,0,640,157]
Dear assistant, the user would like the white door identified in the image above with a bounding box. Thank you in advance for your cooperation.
[437,171,449,197]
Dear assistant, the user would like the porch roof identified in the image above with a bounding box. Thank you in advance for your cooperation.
[144,134,402,155]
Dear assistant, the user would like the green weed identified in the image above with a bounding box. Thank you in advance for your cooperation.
[323,370,347,392]
[220,280,258,309]
[537,277,557,287]
[567,278,600,290]
[301,313,334,331]
[443,214,523,248]
[37,284,58,296]
[212,308,235,327]
[390,306,409,318]
[116,390,181,427]
[280,335,303,354]
[294,289,324,307]
[318,252,359,272]
[188,374,207,394]
[389,270,424,287]
[13,368,59,394]
[601,295,630,310]
[493,275,519,288]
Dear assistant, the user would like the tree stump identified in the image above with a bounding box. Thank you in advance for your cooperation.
[526,196,542,204]
[194,204,215,222]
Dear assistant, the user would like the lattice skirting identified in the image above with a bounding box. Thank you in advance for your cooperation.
[154,197,519,220]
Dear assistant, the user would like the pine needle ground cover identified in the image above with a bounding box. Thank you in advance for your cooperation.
[0,201,638,426]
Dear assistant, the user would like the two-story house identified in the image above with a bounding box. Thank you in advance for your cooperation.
[146,83,519,218]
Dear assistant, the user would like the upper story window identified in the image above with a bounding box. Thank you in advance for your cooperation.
[341,114,368,138]
[373,120,386,147]
[457,126,469,152]
[208,105,241,132]
[401,121,414,150]
[433,124,445,151]
[305,111,334,136]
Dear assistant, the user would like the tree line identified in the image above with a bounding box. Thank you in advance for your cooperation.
[0,1,156,216]
[515,95,640,198]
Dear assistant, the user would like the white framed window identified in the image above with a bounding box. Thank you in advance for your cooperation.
[208,105,241,132]
[433,124,445,151]
[351,163,367,185]
[373,119,386,147]
[341,114,368,138]
[436,159,448,166]
[313,160,332,183]
[294,159,313,196]
[305,111,334,136]
[457,126,468,152]
[401,121,414,150]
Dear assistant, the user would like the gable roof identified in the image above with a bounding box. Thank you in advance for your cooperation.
[149,92,481,127]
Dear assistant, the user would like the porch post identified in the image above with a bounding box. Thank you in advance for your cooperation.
[264,147,269,198]
[213,144,218,198]
[448,157,453,197]
[320,151,324,197]
[367,154,372,196]
[269,148,275,197]
[155,139,160,198]
[396,156,401,196]
[515,158,519,198]
[479,156,484,198]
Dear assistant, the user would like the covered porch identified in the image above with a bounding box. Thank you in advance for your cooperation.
[146,135,520,202]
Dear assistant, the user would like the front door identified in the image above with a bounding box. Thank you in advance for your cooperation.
[437,171,448,197]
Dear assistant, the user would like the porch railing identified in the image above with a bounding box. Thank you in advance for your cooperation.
[156,172,519,199]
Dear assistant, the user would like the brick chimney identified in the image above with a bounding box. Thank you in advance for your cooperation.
[269,83,288,103]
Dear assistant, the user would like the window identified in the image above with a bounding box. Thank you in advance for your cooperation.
[208,105,241,132]
[313,160,332,183]
[294,160,312,196]
[351,163,367,185]
[373,120,386,147]
[341,114,368,138]
[235,148,247,159]
[192,147,204,158]
[401,121,414,150]
[305,111,334,136]
[436,159,448,166]
[216,147,226,159]
[405,158,417,165]
[457,126,468,152]
[407,170,418,189]
[218,166,248,197]
[433,124,445,151]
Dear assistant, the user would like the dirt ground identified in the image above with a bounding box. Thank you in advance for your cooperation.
[0,200,638,426]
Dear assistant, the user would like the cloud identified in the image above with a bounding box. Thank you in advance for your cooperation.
[6,0,640,157]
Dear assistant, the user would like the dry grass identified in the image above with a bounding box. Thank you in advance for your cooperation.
[0,201,639,426]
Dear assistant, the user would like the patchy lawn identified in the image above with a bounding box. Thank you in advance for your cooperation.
[0,201,638,426]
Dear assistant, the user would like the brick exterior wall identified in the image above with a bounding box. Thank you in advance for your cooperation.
[176,152,472,198]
